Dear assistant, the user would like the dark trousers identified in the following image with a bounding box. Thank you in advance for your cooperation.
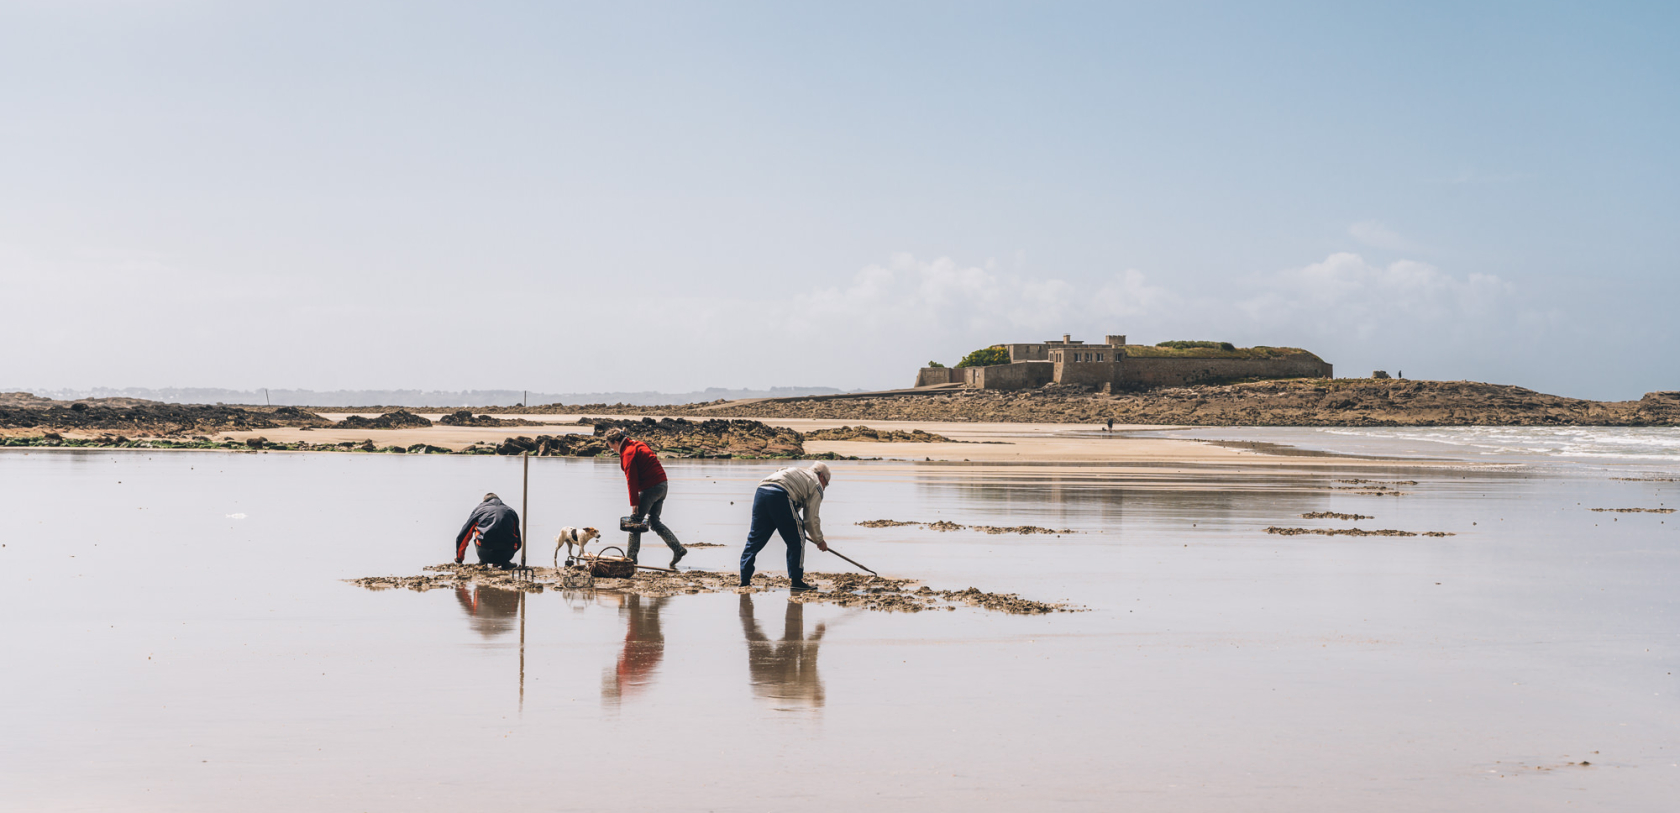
[740,485,804,586]
[476,539,519,566]
[627,480,682,562]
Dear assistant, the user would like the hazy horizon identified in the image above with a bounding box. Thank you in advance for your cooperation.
[6,384,853,407]
[3,3,1675,401]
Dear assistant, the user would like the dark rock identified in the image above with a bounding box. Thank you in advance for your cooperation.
[337,410,432,430]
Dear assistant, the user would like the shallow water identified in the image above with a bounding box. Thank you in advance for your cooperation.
[2,447,1677,811]
[1152,425,1680,466]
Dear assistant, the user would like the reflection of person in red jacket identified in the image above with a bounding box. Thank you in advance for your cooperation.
[601,594,668,706]
[605,427,687,567]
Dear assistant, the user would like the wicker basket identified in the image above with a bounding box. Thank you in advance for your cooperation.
[589,546,637,579]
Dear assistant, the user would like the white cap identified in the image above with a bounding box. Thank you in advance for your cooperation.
[810,461,831,480]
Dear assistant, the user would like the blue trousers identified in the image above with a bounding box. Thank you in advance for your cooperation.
[740,485,804,586]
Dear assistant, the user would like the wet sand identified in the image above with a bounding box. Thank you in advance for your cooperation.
[351,564,1079,614]
[3,439,1677,811]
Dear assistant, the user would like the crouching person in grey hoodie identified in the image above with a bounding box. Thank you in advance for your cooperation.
[740,462,831,592]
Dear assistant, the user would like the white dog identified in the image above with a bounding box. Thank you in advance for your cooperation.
[554,526,601,567]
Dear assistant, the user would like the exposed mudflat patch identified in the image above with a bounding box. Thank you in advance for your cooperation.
[1265,526,1455,537]
[1590,507,1674,513]
[1301,511,1375,520]
[349,563,1081,614]
[856,519,1076,535]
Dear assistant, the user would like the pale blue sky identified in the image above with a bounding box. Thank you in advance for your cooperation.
[2,1,1675,399]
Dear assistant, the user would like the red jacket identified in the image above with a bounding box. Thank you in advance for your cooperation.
[619,439,668,507]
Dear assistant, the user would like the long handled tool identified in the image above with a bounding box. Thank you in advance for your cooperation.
[823,545,878,577]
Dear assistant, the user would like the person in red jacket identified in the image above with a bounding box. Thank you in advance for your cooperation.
[605,427,687,567]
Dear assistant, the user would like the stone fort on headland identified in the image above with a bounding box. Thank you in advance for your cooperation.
[915,333,1333,391]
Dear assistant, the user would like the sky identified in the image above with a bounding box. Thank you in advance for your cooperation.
[2,1,1676,400]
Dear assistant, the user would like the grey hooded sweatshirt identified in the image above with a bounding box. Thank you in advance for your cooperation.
[759,466,826,545]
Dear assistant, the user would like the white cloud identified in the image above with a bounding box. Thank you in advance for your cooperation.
[1347,220,1414,251]
[791,253,1173,341]
[1239,252,1511,339]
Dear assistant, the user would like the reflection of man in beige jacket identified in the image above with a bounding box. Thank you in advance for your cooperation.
[739,593,825,708]
[740,463,831,591]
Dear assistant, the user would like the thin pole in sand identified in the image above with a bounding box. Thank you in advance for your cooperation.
[521,451,530,569]
[518,589,526,713]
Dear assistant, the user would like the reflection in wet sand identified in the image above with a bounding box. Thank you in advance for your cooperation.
[739,594,825,709]
[453,585,521,639]
[603,594,668,705]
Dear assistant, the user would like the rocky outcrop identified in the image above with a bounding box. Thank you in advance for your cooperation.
[577,417,806,458]
[803,425,956,442]
[0,401,331,433]
[1632,391,1680,424]
[437,410,546,427]
[337,410,432,429]
[487,417,812,458]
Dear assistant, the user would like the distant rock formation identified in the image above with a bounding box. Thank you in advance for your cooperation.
[337,410,432,429]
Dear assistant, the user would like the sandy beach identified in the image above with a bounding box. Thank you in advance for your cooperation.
[192,412,1444,467]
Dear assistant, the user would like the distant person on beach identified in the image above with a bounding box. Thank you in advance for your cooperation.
[454,493,523,567]
[1106,417,1114,432]
[740,462,831,592]
[605,428,688,567]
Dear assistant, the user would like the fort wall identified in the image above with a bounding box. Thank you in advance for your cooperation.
[1118,354,1332,388]
[914,367,965,387]
[1053,361,1125,388]
[966,361,1053,390]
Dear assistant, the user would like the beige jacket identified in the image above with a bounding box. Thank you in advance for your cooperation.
[760,466,826,545]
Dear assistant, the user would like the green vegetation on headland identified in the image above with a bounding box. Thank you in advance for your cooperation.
[955,346,1011,368]
[1154,340,1236,351]
[1122,343,1318,360]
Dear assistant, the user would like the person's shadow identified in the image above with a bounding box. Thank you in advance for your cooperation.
[739,593,826,708]
[602,594,669,706]
[453,585,521,639]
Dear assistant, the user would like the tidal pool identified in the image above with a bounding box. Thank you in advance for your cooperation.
[1,447,1676,811]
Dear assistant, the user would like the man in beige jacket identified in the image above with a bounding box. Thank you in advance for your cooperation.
[739,462,831,592]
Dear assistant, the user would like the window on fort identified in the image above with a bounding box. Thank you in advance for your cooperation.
[1097,353,1103,362]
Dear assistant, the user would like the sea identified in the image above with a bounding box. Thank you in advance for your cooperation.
[1150,425,1680,467]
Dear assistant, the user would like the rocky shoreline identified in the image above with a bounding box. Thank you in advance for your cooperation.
[6,379,1679,432]
[0,412,844,460]
[258,379,1677,426]
[652,380,1680,427]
